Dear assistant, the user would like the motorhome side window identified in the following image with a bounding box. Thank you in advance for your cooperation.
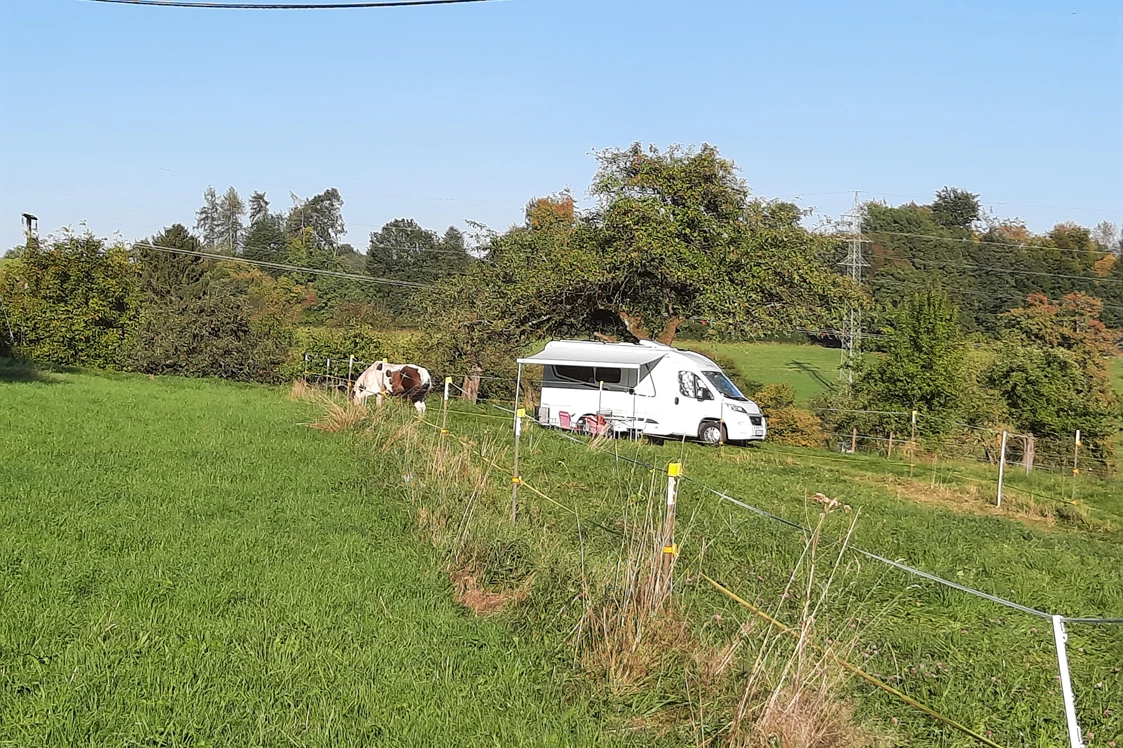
[678,371,701,398]
[556,366,622,385]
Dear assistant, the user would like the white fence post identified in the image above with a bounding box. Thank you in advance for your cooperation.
[1052,615,1085,748]
[997,430,1008,507]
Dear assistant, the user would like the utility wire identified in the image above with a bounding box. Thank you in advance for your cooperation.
[87,0,492,9]
[133,243,434,288]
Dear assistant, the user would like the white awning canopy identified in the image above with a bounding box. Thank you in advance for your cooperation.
[517,341,668,370]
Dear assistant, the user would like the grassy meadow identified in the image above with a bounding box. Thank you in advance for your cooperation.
[682,341,842,403]
[0,363,652,747]
[426,399,1123,746]
[4,354,1122,747]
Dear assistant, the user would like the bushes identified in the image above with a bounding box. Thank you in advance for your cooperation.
[125,281,292,382]
[755,383,827,448]
[0,231,140,368]
[286,325,427,380]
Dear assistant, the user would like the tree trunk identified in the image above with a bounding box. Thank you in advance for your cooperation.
[655,317,684,345]
[617,311,651,341]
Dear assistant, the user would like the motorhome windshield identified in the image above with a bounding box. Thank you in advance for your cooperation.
[702,371,746,401]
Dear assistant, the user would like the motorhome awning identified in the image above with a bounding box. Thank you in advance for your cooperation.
[517,344,666,370]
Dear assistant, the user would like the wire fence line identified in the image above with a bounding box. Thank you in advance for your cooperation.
[296,369,1121,746]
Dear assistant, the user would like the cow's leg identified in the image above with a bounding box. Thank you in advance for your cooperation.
[414,400,427,415]
[376,393,384,408]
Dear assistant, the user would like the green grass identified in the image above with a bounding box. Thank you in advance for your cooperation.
[0,365,645,747]
[433,403,1123,747]
[673,341,841,403]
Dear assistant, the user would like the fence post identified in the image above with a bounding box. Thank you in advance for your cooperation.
[302,352,309,383]
[661,462,681,602]
[511,362,524,524]
[462,366,481,404]
[325,358,331,388]
[997,430,1008,507]
[1051,615,1085,748]
[909,410,918,477]
[439,376,451,449]
[347,355,355,399]
[887,432,894,460]
[1072,430,1081,502]
[511,407,524,523]
[1024,434,1035,475]
[850,427,857,454]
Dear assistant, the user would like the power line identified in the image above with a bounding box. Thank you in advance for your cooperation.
[865,228,1114,258]
[133,243,434,288]
[869,251,1123,286]
[87,0,492,8]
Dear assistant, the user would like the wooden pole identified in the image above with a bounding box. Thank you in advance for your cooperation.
[997,430,1008,507]
[661,462,681,603]
[1024,434,1035,475]
[462,366,481,404]
[850,427,857,454]
[887,432,894,460]
[910,410,918,468]
[302,352,309,383]
[347,355,355,399]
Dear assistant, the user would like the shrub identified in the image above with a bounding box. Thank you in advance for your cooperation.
[755,383,827,448]
[124,281,290,382]
[0,230,139,368]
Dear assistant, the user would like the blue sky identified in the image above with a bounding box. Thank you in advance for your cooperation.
[1,0,1120,251]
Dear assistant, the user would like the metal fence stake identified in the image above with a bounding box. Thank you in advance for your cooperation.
[1052,615,1085,748]
[997,430,1008,507]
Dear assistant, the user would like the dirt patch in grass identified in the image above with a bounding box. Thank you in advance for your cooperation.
[450,567,528,616]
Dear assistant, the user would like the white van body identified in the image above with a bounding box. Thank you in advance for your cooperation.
[517,340,767,444]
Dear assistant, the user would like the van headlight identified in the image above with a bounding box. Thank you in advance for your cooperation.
[729,404,748,415]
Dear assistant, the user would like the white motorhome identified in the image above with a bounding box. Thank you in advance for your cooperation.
[517,340,766,444]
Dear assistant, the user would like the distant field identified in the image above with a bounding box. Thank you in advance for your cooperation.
[0,364,641,747]
[680,341,841,402]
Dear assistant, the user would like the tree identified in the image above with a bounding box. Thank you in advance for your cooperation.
[217,186,246,255]
[195,186,221,249]
[988,292,1120,466]
[249,191,271,226]
[0,229,140,367]
[1091,220,1120,254]
[134,224,208,300]
[285,188,345,252]
[365,219,473,318]
[243,212,287,266]
[837,290,988,437]
[423,143,859,380]
[930,187,980,229]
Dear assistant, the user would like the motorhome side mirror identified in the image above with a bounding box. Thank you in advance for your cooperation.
[699,390,713,401]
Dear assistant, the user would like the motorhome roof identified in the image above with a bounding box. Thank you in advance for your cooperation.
[517,340,669,370]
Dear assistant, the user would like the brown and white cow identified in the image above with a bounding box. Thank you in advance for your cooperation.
[353,361,432,413]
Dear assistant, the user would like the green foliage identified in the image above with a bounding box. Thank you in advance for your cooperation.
[285,188,345,252]
[753,382,827,447]
[134,223,208,299]
[365,219,473,318]
[988,293,1120,466]
[426,143,859,375]
[124,280,290,382]
[838,291,992,436]
[286,325,424,380]
[0,230,139,368]
[930,186,980,229]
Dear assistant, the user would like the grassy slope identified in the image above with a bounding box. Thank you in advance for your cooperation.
[0,367,636,747]
[662,341,841,404]
[438,403,1123,747]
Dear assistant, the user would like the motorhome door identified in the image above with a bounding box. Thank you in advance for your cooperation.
[672,369,715,438]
